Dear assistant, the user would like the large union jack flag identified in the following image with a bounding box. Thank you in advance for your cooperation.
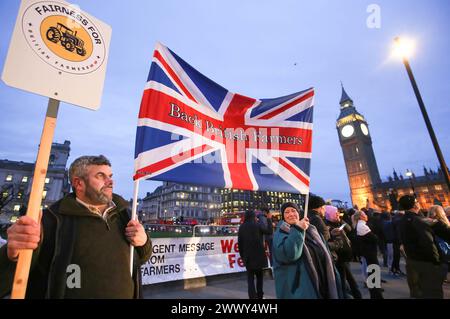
[134,43,314,194]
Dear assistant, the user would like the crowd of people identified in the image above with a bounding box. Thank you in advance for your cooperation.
[246,195,450,299]
[238,194,450,299]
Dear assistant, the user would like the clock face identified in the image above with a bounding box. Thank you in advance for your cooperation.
[341,124,354,138]
[360,123,369,136]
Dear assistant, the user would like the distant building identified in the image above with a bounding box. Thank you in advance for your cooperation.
[336,86,449,210]
[139,186,162,222]
[326,199,349,210]
[140,182,222,223]
[373,168,449,210]
[220,188,303,213]
[141,181,304,224]
[0,140,71,223]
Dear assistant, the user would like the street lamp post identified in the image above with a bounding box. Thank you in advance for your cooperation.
[394,37,450,192]
[405,169,416,198]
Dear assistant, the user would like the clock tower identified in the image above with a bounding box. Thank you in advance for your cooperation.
[336,85,381,209]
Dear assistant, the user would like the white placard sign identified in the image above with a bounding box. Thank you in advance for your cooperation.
[141,237,251,285]
[2,0,112,110]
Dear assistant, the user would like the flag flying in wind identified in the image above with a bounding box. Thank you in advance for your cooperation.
[134,42,314,194]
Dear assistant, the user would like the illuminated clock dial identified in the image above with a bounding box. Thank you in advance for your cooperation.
[341,124,354,138]
[360,123,369,136]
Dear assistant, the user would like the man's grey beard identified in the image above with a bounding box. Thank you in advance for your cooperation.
[85,183,112,205]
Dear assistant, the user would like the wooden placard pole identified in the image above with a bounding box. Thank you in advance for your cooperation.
[10,98,60,299]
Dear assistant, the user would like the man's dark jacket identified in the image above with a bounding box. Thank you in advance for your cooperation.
[238,213,273,270]
[0,193,152,298]
[398,211,439,264]
[308,210,330,241]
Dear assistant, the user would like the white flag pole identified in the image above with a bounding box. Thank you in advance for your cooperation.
[129,179,140,276]
[303,192,310,219]
[303,90,314,219]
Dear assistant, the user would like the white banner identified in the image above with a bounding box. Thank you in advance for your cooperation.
[141,236,247,285]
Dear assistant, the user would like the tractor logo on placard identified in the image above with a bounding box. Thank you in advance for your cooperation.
[45,22,88,58]
[21,1,106,75]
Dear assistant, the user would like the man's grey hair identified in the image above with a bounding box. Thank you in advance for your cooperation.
[69,155,111,189]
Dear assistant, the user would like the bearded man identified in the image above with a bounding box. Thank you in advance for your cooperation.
[0,155,152,298]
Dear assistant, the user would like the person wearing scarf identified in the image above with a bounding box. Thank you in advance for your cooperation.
[272,202,348,299]
[354,210,384,299]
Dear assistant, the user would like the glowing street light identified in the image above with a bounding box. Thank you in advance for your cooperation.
[405,169,416,198]
[392,37,415,59]
[405,169,412,178]
[393,37,450,192]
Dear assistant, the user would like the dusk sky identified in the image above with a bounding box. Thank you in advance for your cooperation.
[1,0,449,205]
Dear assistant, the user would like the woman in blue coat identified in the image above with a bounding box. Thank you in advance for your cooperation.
[273,202,347,299]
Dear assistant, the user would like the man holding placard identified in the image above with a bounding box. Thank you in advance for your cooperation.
[0,155,152,298]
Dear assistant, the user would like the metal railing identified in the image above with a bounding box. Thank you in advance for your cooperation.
[193,225,239,237]
[144,224,193,236]
[144,223,240,237]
